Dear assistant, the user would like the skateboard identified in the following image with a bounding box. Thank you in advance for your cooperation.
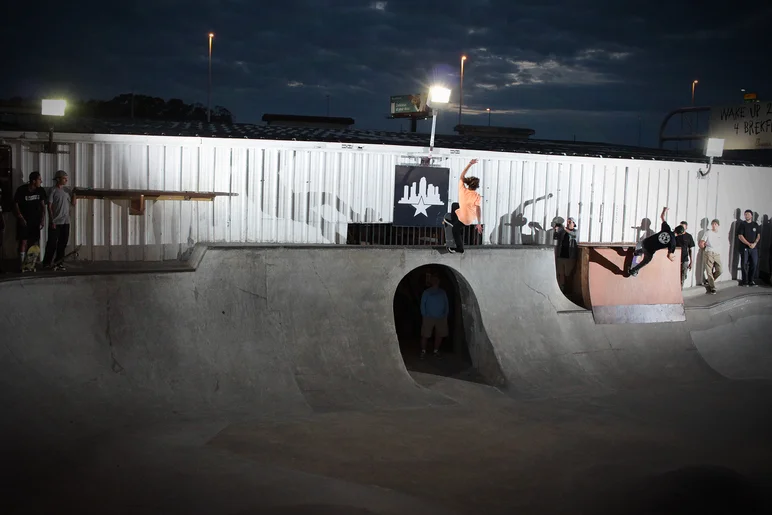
[22,244,41,272]
[51,245,82,268]
[443,216,457,250]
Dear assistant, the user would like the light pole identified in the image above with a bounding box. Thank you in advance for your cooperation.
[458,55,466,126]
[486,108,491,126]
[428,85,451,159]
[691,79,698,106]
[208,32,214,123]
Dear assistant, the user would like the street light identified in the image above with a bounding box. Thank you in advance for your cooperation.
[691,79,698,106]
[208,32,214,123]
[458,55,467,125]
[428,85,451,157]
[486,107,491,126]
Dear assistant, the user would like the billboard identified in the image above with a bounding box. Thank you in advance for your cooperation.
[392,165,449,227]
[390,94,430,118]
[709,101,772,150]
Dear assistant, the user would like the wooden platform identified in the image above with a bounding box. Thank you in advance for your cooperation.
[73,188,237,215]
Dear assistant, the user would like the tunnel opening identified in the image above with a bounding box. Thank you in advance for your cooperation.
[392,264,503,386]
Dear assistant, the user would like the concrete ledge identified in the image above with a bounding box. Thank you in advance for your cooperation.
[592,304,686,324]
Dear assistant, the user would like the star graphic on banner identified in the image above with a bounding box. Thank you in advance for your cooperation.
[412,196,430,217]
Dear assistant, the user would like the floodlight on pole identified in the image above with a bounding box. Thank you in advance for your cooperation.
[41,99,67,116]
[427,86,451,157]
[429,86,451,104]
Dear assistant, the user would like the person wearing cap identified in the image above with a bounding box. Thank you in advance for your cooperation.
[736,209,761,286]
[628,207,681,277]
[553,216,578,292]
[13,171,47,270]
[42,170,76,270]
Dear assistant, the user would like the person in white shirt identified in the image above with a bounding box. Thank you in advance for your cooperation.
[698,219,725,294]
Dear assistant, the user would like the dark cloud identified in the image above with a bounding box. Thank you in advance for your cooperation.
[4,1,768,146]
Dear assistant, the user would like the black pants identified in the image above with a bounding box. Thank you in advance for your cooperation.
[43,224,70,266]
[443,208,465,253]
[630,248,653,273]
[740,247,758,284]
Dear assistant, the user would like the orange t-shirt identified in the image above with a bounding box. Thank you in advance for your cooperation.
[455,180,481,225]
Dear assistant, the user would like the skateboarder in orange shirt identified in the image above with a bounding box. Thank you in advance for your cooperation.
[442,158,483,253]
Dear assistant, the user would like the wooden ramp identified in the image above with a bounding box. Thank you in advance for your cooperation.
[579,244,685,324]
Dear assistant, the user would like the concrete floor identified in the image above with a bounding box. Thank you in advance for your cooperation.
[6,378,771,515]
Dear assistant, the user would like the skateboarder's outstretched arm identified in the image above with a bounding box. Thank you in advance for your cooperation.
[460,158,478,181]
[660,206,669,224]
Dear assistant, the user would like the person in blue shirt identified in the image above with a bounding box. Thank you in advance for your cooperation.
[420,272,449,359]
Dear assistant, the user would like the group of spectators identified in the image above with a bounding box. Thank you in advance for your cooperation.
[0,171,75,273]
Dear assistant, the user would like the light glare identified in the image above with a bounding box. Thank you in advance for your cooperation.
[429,86,451,104]
[41,99,66,116]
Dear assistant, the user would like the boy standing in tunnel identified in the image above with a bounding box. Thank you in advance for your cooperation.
[420,272,449,359]
[628,207,681,277]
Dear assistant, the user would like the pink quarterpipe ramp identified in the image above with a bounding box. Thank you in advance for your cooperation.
[579,244,685,324]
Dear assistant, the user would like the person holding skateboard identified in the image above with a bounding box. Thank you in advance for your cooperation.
[14,171,47,272]
[628,207,682,277]
[443,158,483,253]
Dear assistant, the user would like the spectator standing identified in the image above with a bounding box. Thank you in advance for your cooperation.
[42,170,76,270]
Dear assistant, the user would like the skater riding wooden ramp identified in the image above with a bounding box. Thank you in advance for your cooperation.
[579,243,685,324]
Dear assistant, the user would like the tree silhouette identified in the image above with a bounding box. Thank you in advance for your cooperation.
[0,94,233,123]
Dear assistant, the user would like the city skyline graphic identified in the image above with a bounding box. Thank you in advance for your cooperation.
[397,176,444,217]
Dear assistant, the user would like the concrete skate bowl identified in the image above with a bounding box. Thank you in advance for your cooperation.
[2,245,772,515]
[687,293,772,381]
[1,243,758,425]
[392,263,505,387]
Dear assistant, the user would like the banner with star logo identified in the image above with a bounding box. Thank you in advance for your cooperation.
[392,165,449,227]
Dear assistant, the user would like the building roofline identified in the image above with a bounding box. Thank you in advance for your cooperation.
[0,114,765,166]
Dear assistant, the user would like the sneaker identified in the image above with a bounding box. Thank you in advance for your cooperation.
[628,268,638,277]
[710,289,717,295]
[433,350,441,359]
[446,246,456,253]
[749,281,757,287]
[420,350,426,360]
[54,264,66,271]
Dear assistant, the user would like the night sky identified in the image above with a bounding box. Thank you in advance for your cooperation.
[5,1,770,147]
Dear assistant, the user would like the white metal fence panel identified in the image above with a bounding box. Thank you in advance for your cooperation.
[2,131,771,288]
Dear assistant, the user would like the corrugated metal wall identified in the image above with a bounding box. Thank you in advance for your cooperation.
[3,132,771,287]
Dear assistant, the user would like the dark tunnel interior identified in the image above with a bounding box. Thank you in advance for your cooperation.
[392,264,484,383]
